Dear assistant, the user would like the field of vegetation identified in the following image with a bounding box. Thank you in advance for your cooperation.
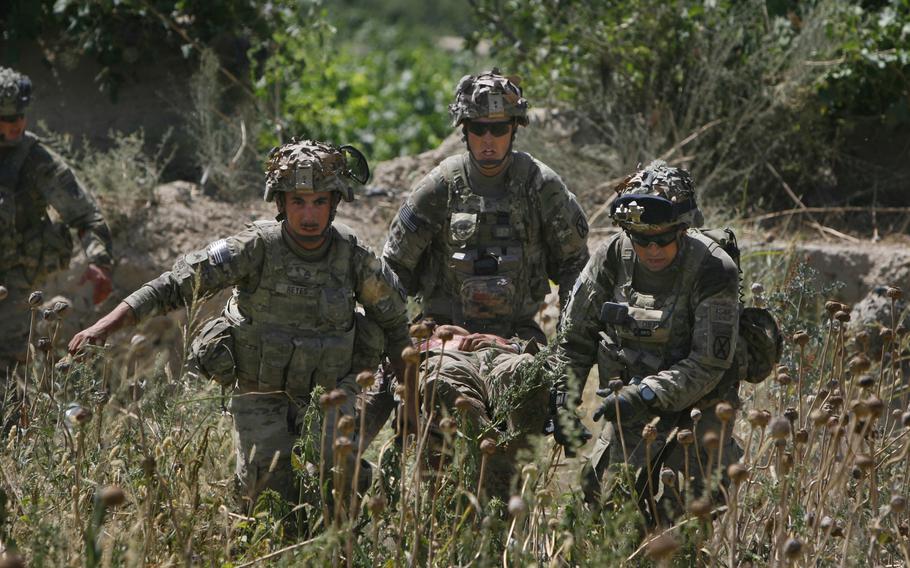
[0,0,908,565]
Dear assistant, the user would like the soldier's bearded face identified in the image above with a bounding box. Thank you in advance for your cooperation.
[0,114,26,144]
[630,228,681,272]
[466,118,513,170]
[281,190,334,247]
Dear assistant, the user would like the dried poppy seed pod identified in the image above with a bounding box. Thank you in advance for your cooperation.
[793,330,810,347]
[848,354,871,374]
[507,495,526,517]
[36,337,52,352]
[608,379,624,393]
[27,290,43,306]
[65,403,93,427]
[409,322,431,340]
[702,431,720,451]
[857,374,875,389]
[676,429,694,445]
[880,327,893,342]
[777,364,791,375]
[891,495,907,514]
[850,400,871,420]
[645,532,679,562]
[715,401,735,422]
[866,395,884,418]
[770,417,791,440]
[810,409,828,428]
[776,373,792,386]
[401,346,420,364]
[886,286,903,300]
[794,429,809,445]
[522,463,539,478]
[356,370,375,389]
[319,393,332,409]
[480,438,497,455]
[783,538,802,560]
[0,286,7,301]
[688,498,712,519]
[327,389,348,408]
[41,308,58,321]
[902,411,910,428]
[750,282,764,295]
[690,408,702,423]
[454,396,473,413]
[828,395,844,409]
[98,485,126,507]
[819,516,834,531]
[436,327,454,342]
[660,467,676,487]
[337,415,356,436]
[439,417,457,436]
[642,423,658,443]
[747,409,770,429]
[854,453,874,472]
[784,407,798,424]
[727,463,749,484]
[825,300,840,315]
[834,310,850,323]
[53,300,70,316]
[334,436,353,457]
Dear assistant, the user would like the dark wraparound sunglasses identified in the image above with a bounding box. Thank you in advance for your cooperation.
[626,229,678,248]
[466,121,512,137]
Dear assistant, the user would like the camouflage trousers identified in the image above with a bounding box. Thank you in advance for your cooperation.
[230,373,368,509]
[582,403,742,525]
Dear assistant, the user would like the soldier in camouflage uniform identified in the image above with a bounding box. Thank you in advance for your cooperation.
[383,69,589,342]
[69,140,411,506]
[555,161,742,524]
[0,67,113,372]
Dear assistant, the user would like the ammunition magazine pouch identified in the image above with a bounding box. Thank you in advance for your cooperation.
[191,316,236,386]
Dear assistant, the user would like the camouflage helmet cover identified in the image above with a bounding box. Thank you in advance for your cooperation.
[264,139,369,203]
[609,160,704,231]
[449,68,529,127]
[0,67,32,116]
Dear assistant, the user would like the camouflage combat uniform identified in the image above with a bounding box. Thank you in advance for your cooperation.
[558,162,742,521]
[0,68,112,367]
[124,141,409,505]
[418,340,549,498]
[383,70,589,342]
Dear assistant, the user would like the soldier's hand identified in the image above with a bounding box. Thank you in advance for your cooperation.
[457,333,510,352]
[593,385,647,423]
[68,302,136,356]
[80,264,113,305]
[553,408,592,457]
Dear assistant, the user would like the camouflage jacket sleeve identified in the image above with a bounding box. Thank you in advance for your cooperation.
[22,143,113,266]
[535,162,590,308]
[353,243,412,358]
[122,225,265,322]
[381,167,448,294]
[556,235,621,403]
[640,248,741,412]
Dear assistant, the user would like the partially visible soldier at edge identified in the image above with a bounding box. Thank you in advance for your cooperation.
[554,161,743,525]
[0,67,113,374]
[69,140,411,508]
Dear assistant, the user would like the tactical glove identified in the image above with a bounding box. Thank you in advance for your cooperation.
[593,384,648,423]
[553,407,592,457]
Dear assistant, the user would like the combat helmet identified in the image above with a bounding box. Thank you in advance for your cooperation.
[449,68,529,127]
[609,160,704,231]
[264,138,369,203]
[0,67,32,116]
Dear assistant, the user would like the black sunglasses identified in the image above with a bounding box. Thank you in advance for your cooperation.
[466,121,512,137]
[0,114,24,123]
[626,229,678,248]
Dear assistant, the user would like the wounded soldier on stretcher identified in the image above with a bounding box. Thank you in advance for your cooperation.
[380,323,552,499]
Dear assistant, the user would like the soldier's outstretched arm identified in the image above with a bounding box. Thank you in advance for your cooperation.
[557,238,619,405]
[68,225,265,353]
[537,169,590,309]
[381,168,447,294]
[638,252,741,413]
